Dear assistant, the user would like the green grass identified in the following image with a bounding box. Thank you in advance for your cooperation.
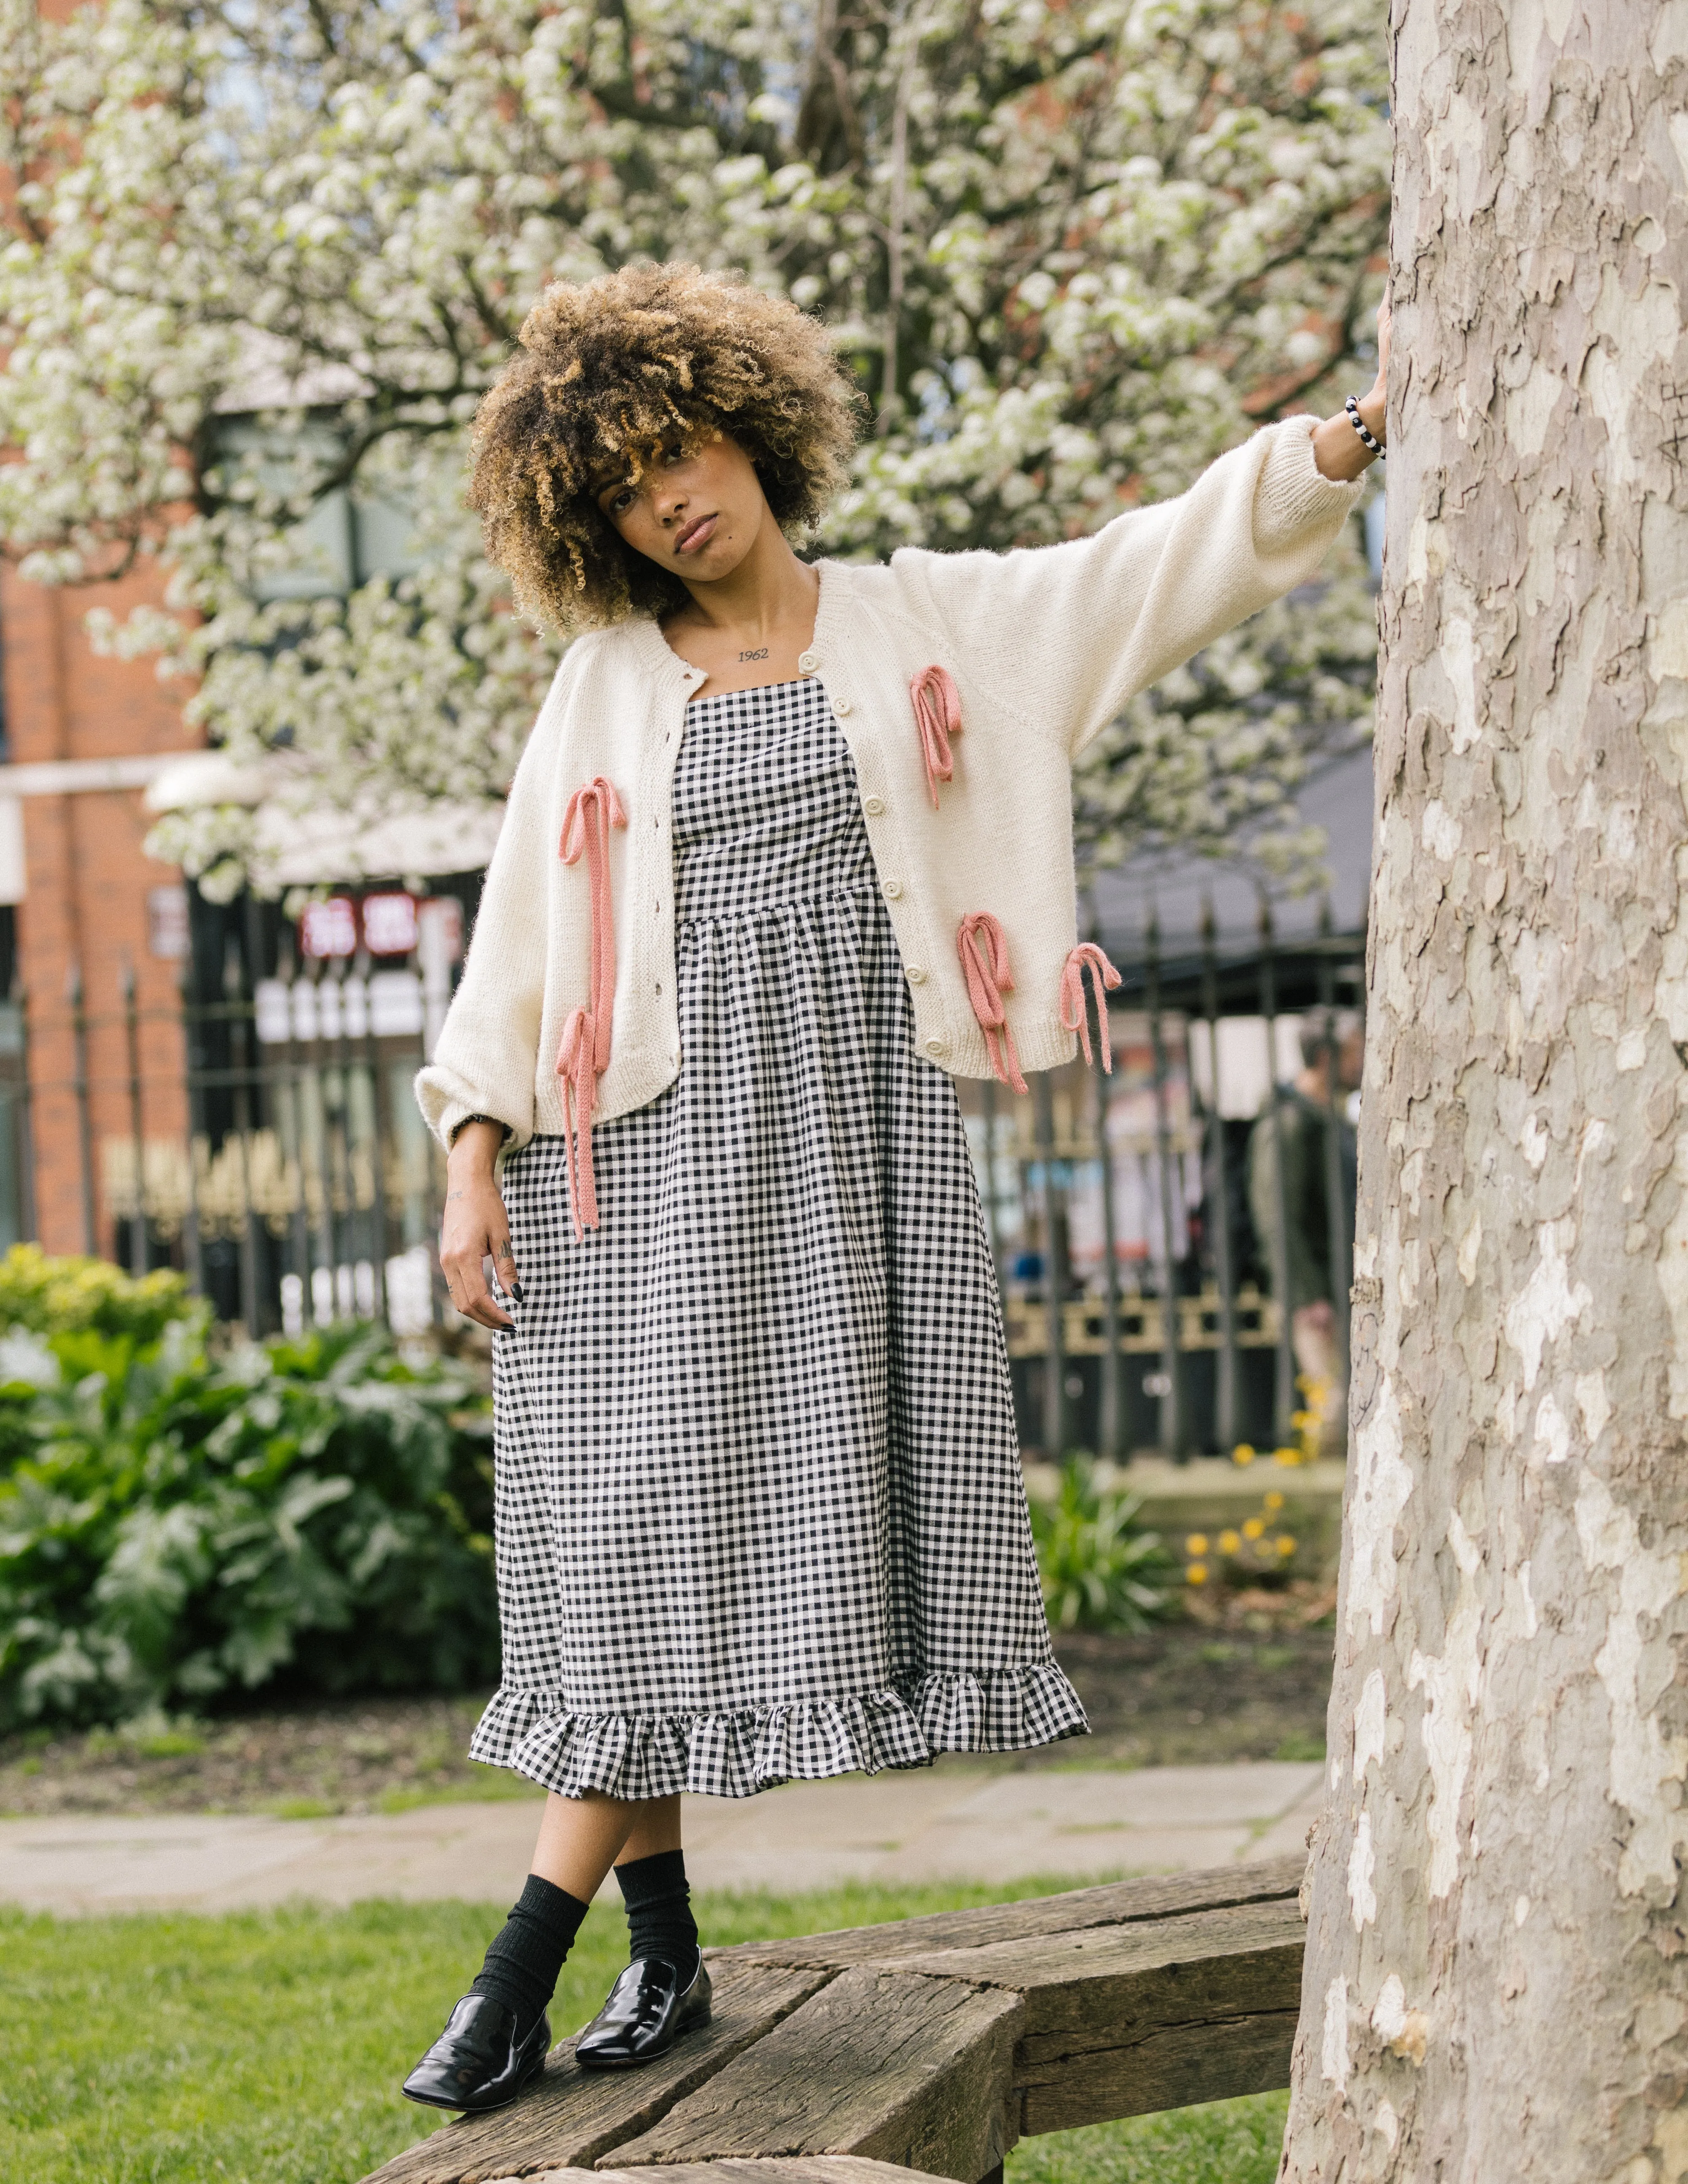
[372,1773,546,1816]
[1010,2098,1288,2184]
[258,1778,544,1819]
[0,1884,1287,2184]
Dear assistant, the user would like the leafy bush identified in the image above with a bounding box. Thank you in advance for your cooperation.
[0,1309,497,1732]
[1030,1457,1177,1633]
[0,1243,197,1346]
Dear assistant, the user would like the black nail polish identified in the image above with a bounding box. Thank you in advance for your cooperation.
[512,1283,525,1303]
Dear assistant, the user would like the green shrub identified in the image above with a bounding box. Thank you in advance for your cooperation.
[0,1243,197,1346]
[1029,1457,1177,1633]
[0,1312,497,1731]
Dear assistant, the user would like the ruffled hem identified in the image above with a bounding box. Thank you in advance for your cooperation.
[467,1662,1089,1802]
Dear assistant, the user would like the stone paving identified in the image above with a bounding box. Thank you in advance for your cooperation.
[0,1757,1323,1916]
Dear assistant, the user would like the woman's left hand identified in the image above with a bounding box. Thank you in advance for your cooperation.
[1311,291,1390,481]
[1362,297,1389,419]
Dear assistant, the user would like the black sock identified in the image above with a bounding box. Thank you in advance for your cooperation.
[616,1848,701,1985]
[470,1873,590,2040]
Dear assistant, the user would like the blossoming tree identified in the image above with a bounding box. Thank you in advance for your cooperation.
[0,0,1387,894]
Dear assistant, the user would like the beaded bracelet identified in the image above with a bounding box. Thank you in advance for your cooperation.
[1345,393,1385,460]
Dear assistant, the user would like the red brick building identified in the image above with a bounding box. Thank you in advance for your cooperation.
[0,561,199,1260]
[0,554,490,1333]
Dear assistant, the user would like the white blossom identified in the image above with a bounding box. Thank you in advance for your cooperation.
[0,0,1388,888]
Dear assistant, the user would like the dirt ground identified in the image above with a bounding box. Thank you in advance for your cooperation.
[1046,1622,1334,1769]
[0,1619,1333,1818]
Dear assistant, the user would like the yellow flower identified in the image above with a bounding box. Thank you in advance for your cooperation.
[1263,1490,1285,1512]
[1185,1533,1209,1557]
[1231,1443,1256,1467]
[1185,1562,1209,1585]
[1243,1516,1266,1541]
[1218,1529,1241,1555]
[1275,1534,1297,1555]
[1273,1445,1301,1466]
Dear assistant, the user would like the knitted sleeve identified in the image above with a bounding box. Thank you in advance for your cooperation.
[889,415,1366,758]
[413,675,565,1154]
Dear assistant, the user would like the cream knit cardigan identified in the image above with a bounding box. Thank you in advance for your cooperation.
[416,415,1364,1154]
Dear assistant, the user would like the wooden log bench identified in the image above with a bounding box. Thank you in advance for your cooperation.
[362,1853,1307,2184]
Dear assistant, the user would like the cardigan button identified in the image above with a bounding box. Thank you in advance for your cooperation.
[798,649,819,674]
[882,878,903,899]
[863,795,885,816]
[906,966,926,985]
[832,695,853,717]
[924,1036,946,1058]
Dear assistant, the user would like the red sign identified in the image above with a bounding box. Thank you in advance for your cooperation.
[299,897,358,958]
[362,892,418,957]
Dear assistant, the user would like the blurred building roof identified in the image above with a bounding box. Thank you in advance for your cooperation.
[144,751,504,888]
[1090,740,1373,973]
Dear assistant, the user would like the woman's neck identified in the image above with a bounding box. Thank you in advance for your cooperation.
[666,519,817,645]
[662,522,821,697]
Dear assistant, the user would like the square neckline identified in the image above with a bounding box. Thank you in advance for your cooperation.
[684,674,819,708]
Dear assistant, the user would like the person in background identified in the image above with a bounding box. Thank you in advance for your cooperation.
[1247,1014,1363,1457]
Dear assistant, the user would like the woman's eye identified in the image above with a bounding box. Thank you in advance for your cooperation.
[610,488,633,513]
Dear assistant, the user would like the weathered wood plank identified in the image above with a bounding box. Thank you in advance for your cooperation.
[524,2161,939,2184]
[364,1871,1308,2184]
[359,1964,833,2184]
[706,1855,1305,1970]
[878,1896,1303,2131]
[1015,2010,1298,2134]
[877,1899,1306,2035]
[603,1969,1024,2182]
[858,1898,1303,2137]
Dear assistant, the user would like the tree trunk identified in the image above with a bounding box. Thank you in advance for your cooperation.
[1282,3,1688,2178]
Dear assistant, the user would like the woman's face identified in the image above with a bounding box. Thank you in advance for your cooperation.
[594,432,769,585]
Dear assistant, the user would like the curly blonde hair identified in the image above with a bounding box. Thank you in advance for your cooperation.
[468,263,862,630]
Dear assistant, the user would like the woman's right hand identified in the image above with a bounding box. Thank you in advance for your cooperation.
[441,1120,519,1330]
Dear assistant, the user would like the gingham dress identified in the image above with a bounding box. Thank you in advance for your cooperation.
[470,675,1086,1800]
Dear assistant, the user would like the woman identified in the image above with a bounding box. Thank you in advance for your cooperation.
[404,262,1387,2113]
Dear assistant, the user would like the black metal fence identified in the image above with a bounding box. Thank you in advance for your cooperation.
[0,880,475,1340]
[964,900,1364,1461]
[10,962,442,1339]
[3,883,1364,1457]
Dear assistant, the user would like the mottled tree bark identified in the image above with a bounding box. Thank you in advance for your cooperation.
[1282,2,1688,2179]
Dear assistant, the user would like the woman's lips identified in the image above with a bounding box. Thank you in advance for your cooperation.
[675,514,718,554]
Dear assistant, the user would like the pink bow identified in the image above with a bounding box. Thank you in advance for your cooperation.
[560,776,627,1077]
[910,665,963,809]
[555,1006,600,1242]
[1059,943,1123,1072]
[957,911,1028,1094]
[556,776,626,1239]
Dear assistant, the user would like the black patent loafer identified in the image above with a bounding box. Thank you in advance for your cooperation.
[401,1994,551,2112]
[575,1955,712,2070]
